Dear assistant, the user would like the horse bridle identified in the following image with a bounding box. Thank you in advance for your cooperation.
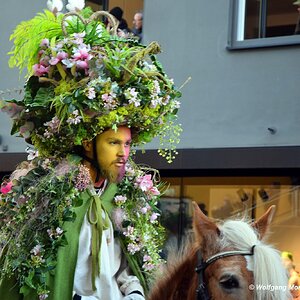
[195,245,256,300]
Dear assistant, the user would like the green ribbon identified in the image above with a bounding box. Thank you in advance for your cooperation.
[87,183,118,291]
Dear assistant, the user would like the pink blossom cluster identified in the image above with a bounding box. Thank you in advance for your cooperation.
[101,92,118,110]
[142,254,155,271]
[127,242,142,254]
[32,33,94,78]
[44,116,60,138]
[134,174,160,196]
[123,225,135,239]
[74,164,91,191]
[0,181,13,194]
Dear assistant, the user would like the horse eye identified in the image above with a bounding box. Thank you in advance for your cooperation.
[219,274,240,290]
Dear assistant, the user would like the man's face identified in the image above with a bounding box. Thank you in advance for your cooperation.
[95,126,131,183]
[133,13,143,30]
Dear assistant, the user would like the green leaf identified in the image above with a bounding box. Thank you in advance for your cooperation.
[20,285,31,296]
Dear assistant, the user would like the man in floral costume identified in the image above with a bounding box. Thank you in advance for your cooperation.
[0,1,181,300]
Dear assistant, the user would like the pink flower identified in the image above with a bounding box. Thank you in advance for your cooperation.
[73,47,91,61]
[49,57,60,65]
[76,60,88,69]
[149,186,160,196]
[135,174,154,192]
[150,212,159,223]
[142,261,155,271]
[143,254,151,262]
[49,51,69,65]
[40,38,50,48]
[0,181,13,194]
[33,64,50,76]
[127,242,142,254]
[135,174,160,196]
[57,51,68,60]
[140,203,151,214]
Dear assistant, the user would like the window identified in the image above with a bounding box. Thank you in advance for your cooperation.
[228,0,300,50]
[160,176,300,263]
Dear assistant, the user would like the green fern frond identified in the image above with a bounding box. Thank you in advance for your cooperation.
[8,10,63,76]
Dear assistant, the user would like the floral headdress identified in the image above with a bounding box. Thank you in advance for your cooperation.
[0,0,182,162]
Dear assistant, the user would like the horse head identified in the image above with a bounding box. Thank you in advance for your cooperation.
[193,202,291,300]
[148,203,291,300]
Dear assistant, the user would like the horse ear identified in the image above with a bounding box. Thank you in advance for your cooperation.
[252,205,276,240]
[192,201,219,242]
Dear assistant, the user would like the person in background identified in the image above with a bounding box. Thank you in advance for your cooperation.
[281,251,300,299]
[132,12,143,42]
[109,6,130,34]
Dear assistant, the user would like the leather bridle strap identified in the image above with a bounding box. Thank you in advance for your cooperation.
[195,245,256,300]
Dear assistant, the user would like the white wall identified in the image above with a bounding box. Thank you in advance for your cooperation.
[143,0,300,150]
[0,1,46,154]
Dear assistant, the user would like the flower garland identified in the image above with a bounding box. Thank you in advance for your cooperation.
[0,155,165,299]
[112,163,166,290]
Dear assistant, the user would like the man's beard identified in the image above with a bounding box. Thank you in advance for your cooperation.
[99,164,126,183]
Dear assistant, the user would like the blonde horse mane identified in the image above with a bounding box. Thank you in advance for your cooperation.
[220,219,290,300]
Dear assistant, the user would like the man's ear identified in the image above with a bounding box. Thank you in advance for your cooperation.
[82,140,93,152]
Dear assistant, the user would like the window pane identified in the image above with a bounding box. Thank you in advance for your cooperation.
[228,0,300,49]
[244,0,261,39]
[243,0,299,39]
[266,0,298,37]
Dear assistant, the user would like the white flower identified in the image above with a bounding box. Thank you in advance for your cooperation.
[47,0,63,12]
[67,110,82,124]
[39,294,49,300]
[87,87,96,99]
[66,0,85,12]
[31,244,42,256]
[26,147,39,161]
[56,227,64,236]
[114,195,127,205]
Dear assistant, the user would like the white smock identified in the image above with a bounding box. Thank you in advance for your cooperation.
[73,183,144,299]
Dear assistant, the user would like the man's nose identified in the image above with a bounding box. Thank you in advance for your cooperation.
[117,145,125,156]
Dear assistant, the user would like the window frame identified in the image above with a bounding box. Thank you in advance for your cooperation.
[227,0,300,50]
